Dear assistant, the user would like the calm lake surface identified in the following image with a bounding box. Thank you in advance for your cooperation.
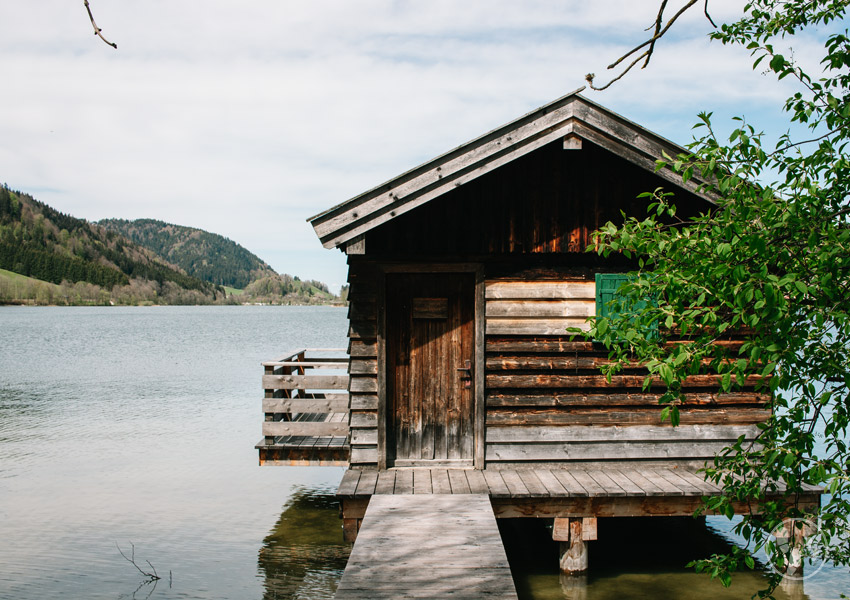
[0,306,846,600]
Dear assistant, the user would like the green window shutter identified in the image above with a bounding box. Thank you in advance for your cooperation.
[595,272,659,339]
[595,273,631,319]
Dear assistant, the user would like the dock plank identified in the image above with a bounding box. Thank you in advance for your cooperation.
[375,471,396,495]
[338,470,361,496]
[465,470,490,494]
[482,470,511,498]
[605,469,645,496]
[551,470,589,497]
[394,469,414,494]
[587,470,628,497]
[355,471,379,496]
[516,470,549,497]
[657,469,704,495]
[616,469,667,496]
[448,470,472,494]
[335,494,518,600]
[570,470,607,496]
[431,469,452,494]
[413,470,433,494]
[675,469,723,495]
[534,469,569,496]
[499,470,530,496]
[643,470,685,496]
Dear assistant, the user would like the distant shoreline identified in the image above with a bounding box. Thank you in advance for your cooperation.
[0,300,346,308]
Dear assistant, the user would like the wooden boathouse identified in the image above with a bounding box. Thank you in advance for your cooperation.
[257,90,822,593]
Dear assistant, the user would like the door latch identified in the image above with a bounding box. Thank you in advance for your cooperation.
[456,359,472,389]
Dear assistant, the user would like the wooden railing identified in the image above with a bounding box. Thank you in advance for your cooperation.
[261,348,350,445]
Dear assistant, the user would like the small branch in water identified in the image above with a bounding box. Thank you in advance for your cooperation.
[116,542,161,581]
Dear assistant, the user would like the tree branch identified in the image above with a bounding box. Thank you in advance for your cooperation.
[586,0,715,91]
[83,0,117,49]
[704,0,717,28]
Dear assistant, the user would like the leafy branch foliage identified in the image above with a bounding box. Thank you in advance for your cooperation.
[587,0,850,590]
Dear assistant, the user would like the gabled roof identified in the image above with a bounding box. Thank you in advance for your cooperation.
[309,88,711,250]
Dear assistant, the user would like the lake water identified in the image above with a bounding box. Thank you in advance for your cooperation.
[0,306,846,600]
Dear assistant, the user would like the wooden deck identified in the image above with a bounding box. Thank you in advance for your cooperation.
[256,410,349,465]
[334,494,518,600]
[258,348,351,466]
[337,467,823,520]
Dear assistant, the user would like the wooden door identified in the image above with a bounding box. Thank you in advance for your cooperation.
[386,273,475,467]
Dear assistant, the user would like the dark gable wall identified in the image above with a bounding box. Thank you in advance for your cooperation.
[365,139,711,258]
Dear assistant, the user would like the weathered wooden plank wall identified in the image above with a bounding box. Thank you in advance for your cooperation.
[347,259,380,467]
[485,280,594,335]
[340,138,764,470]
[484,334,769,466]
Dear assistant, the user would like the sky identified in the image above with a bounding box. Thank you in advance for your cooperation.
[0,1,830,292]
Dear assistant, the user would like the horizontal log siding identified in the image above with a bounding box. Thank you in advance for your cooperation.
[347,259,380,467]
[485,334,769,466]
[485,280,594,336]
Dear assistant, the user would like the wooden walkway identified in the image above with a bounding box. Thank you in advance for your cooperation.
[337,467,823,520]
[337,466,730,498]
[334,494,517,600]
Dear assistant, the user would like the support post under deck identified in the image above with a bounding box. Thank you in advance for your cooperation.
[554,517,596,575]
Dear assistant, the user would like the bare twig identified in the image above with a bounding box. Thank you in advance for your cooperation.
[645,1,670,68]
[586,0,715,91]
[83,0,117,49]
[116,542,161,581]
[704,0,717,27]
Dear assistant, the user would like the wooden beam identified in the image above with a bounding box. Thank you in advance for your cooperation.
[346,235,366,255]
[262,374,349,390]
[262,397,349,413]
[485,281,595,300]
[581,517,597,541]
[485,392,768,407]
[485,424,760,443]
[486,318,591,335]
[553,517,571,542]
[491,494,822,518]
[475,266,486,469]
[262,421,348,437]
[486,300,596,318]
[563,133,582,150]
[486,373,764,389]
[486,408,771,426]
[486,441,751,462]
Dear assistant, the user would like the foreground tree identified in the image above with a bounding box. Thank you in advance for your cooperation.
[584,0,850,592]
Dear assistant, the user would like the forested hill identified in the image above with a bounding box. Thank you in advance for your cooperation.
[98,218,277,289]
[0,185,221,302]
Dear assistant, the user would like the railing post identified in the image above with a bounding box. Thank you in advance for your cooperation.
[263,363,277,445]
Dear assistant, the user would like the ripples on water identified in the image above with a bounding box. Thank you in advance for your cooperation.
[1,306,847,600]
[0,306,349,600]
[259,489,351,600]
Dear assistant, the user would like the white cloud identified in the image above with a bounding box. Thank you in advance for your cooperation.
[0,1,826,289]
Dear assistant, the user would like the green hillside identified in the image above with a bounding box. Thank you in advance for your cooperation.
[0,184,222,304]
[98,218,277,289]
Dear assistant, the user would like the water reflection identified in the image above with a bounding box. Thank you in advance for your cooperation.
[501,517,811,600]
[258,488,351,600]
